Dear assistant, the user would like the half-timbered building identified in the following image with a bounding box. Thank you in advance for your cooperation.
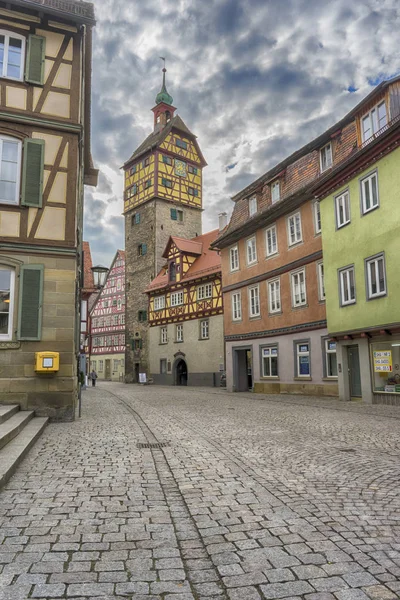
[146,229,224,386]
[89,250,126,381]
[0,0,97,419]
[123,66,207,383]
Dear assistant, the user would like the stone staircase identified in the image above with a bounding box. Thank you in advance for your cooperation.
[0,405,48,488]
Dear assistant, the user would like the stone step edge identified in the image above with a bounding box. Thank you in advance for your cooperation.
[0,411,35,451]
[0,417,48,489]
[0,405,19,424]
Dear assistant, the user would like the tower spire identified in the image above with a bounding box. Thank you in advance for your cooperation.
[155,57,173,106]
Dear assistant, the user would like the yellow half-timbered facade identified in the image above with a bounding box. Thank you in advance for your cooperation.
[0,0,97,420]
[123,66,207,382]
[146,229,225,387]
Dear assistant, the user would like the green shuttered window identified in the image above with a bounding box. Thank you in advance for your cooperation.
[17,264,44,341]
[21,138,44,207]
[170,208,177,220]
[25,35,45,85]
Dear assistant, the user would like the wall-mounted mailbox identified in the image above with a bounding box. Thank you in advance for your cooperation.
[35,351,60,373]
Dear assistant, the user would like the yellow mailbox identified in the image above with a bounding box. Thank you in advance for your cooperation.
[35,351,60,374]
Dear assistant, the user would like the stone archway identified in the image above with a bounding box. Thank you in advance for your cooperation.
[175,358,188,386]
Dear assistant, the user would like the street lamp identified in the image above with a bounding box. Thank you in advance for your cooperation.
[91,264,109,288]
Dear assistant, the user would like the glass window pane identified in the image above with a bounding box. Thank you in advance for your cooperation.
[328,352,337,377]
[0,180,16,202]
[299,355,310,375]
[271,356,278,377]
[378,259,385,292]
[2,141,18,162]
[364,180,370,210]
[0,269,11,289]
[371,176,377,206]
[1,159,17,182]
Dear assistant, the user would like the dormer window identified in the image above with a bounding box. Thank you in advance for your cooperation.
[320,143,332,172]
[176,139,188,150]
[0,32,25,81]
[361,101,387,143]
[271,181,280,203]
[249,196,257,217]
[169,261,176,282]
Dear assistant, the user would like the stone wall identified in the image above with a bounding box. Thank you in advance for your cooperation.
[125,199,202,382]
[0,252,78,420]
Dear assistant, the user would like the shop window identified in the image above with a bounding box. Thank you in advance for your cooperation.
[325,339,338,378]
[262,346,278,377]
[371,341,400,394]
[296,342,310,377]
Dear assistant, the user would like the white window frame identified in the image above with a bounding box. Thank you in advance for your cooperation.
[271,180,280,203]
[360,171,379,215]
[170,291,184,306]
[267,278,281,314]
[176,323,183,342]
[0,135,22,206]
[0,31,25,81]
[320,142,332,172]
[296,342,311,378]
[361,101,387,143]
[246,236,257,265]
[154,295,165,311]
[0,266,15,341]
[291,269,307,307]
[265,224,278,257]
[325,339,338,378]
[317,262,325,301]
[314,201,321,234]
[335,190,350,228]
[200,319,209,340]
[339,266,356,306]
[229,245,239,272]
[261,346,278,378]
[248,285,260,318]
[197,283,212,301]
[160,326,168,344]
[366,254,386,299]
[287,212,302,246]
[231,291,242,321]
[249,195,257,216]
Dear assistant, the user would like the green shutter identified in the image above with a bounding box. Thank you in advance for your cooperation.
[25,35,45,84]
[142,243,147,255]
[17,264,44,341]
[170,208,177,220]
[21,139,44,207]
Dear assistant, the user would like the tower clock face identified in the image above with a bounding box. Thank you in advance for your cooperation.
[175,159,187,177]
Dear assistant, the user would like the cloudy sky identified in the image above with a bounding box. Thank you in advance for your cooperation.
[84,0,400,266]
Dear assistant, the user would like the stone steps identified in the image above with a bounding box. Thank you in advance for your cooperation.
[0,405,48,488]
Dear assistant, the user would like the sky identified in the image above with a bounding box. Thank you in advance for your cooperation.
[84,0,400,267]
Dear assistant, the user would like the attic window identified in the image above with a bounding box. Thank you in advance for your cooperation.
[271,181,280,203]
[249,196,257,216]
[176,139,187,150]
[361,101,387,143]
[320,143,332,172]
[142,157,150,168]
[169,261,176,282]
[129,165,137,175]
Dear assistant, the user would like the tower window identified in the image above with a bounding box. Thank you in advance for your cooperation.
[156,114,161,123]
[188,165,198,175]
[131,213,140,226]
[162,155,172,165]
[170,208,184,221]
[138,310,147,322]
[142,157,150,168]
[144,179,152,189]
[162,178,172,188]
[188,187,198,197]
[176,139,188,150]
[129,165,137,175]
[165,110,171,122]
[138,243,147,256]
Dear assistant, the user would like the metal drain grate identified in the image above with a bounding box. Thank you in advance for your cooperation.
[137,442,170,449]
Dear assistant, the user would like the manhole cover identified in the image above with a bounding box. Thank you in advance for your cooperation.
[137,442,170,449]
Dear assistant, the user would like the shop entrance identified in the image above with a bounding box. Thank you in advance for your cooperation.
[233,347,253,392]
[348,345,362,398]
[175,359,188,386]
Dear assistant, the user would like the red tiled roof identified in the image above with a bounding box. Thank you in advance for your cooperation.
[162,236,203,258]
[82,241,96,293]
[147,229,221,292]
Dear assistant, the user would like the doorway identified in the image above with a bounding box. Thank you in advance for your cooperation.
[134,363,140,383]
[105,359,111,380]
[175,359,188,386]
[233,347,253,392]
[348,345,362,399]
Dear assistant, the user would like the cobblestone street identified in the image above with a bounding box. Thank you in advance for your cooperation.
[1,383,400,600]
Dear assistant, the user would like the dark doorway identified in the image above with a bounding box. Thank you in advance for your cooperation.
[233,347,253,392]
[134,363,140,383]
[348,345,362,398]
[175,359,188,386]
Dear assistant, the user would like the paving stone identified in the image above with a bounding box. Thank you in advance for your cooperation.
[260,580,314,598]
[362,585,398,599]
[31,583,66,597]
[264,568,295,583]
[310,577,349,592]
[343,573,379,587]
[227,586,261,599]
[335,590,370,600]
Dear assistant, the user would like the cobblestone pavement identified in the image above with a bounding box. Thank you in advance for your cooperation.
[1,383,400,600]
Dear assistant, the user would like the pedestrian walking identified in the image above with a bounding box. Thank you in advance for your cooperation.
[90,369,98,387]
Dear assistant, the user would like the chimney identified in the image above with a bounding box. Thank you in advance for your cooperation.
[219,212,228,232]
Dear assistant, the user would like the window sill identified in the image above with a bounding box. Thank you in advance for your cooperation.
[261,376,280,380]
[265,252,279,260]
[322,377,338,381]
[294,376,312,381]
[174,340,183,343]
[288,240,303,249]
[362,205,379,217]
[249,315,261,320]
[292,303,308,310]
[367,293,387,301]
[198,337,209,341]
[269,311,282,317]
[159,342,168,346]
[246,261,258,268]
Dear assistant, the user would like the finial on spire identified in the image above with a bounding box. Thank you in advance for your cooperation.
[155,56,173,106]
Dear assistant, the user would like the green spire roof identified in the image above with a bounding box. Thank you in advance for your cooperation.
[155,67,173,105]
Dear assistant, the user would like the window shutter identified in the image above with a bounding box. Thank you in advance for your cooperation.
[25,35,45,84]
[17,264,44,341]
[170,208,177,220]
[142,243,147,255]
[21,139,44,207]
[135,213,140,224]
